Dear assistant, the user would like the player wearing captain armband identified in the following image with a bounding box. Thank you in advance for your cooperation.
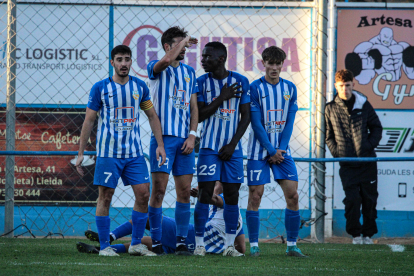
[77,182,246,256]
[146,26,199,256]
[76,45,166,257]
[246,46,307,258]
[194,42,250,257]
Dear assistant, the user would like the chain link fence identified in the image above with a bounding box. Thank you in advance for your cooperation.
[0,0,319,240]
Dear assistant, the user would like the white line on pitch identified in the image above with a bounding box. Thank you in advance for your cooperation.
[387,244,405,252]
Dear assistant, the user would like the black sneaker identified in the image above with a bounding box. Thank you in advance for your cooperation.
[175,244,193,256]
[84,230,114,244]
[152,245,167,256]
[77,242,99,254]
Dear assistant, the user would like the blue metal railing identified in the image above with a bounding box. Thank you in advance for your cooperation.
[0,151,413,163]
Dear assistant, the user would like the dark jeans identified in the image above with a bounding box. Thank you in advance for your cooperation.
[340,163,378,238]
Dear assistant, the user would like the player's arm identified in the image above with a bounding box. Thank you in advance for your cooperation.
[218,102,250,161]
[181,93,198,155]
[325,106,339,157]
[198,83,242,122]
[366,101,383,149]
[76,107,97,176]
[144,106,166,166]
[152,36,198,74]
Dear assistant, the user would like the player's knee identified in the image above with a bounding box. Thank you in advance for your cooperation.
[176,185,191,201]
[248,192,262,208]
[223,189,239,205]
[286,192,299,206]
[198,188,213,204]
[137,190,150,203]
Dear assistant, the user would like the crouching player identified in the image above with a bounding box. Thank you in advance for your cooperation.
[77,182,245,255]
[246,46,306,257]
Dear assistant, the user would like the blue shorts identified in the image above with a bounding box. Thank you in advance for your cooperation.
[247,156,298,186]
[93,156,149,188]
[197,148,244,183]
[150,135,195,176]
[161,216,195,254]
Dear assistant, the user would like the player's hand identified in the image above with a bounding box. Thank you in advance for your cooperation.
[181,135,195,155]
[156,146,167,166]
[75,155,85,176]
[218,83,243,101]
[185,36,198,48]
[218,144,236,161]
[268,150,286,164]
[190,187,199,198]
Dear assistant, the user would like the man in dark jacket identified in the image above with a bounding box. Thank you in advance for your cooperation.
[325,69,383,245]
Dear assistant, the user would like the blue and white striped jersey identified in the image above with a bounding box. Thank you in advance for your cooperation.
[247,77,298,160]
[197,71,250,152]
[147,60,197,139]
[204,195,243,254]
[87,76,152,158]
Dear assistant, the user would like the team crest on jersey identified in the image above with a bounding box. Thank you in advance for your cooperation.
[132,90,140,100]
[283,90,291,101]
[184,74,190,83]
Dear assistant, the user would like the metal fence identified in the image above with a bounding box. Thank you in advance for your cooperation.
[0,0,326,240]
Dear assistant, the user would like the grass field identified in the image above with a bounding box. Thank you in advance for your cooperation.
[0,238,413,275]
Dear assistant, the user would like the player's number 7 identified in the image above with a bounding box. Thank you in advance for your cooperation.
[104,172,112,183]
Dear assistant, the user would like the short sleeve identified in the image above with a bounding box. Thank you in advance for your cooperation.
[147,60,160,80]
[141,83,151,103]
[289,84,299,113]
[249,83,260,113]
[240,78,250,105]
[87,82,102,111]
[196,78,205,102]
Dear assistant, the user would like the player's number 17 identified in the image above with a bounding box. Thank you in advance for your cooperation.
[250,170,262,181]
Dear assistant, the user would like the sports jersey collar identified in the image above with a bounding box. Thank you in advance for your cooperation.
[208,71,232,81]
[261,76,283,86]
[109,75,132,86]
[170,62,182,70]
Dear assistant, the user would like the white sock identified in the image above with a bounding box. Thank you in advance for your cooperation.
[110,233,116,240]
[287,241,296,247]
[225,233,236,248]
[195,236,204,247]
[250,242,258,247]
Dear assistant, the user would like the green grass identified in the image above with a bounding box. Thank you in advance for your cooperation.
[0,239,413,275]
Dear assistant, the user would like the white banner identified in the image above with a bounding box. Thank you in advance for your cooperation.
[334,111,414,211]
[0,4,109,106]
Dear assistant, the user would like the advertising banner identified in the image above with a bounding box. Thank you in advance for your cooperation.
[0,108,98,205]
[337,9,414,109]
[334,112,414,211]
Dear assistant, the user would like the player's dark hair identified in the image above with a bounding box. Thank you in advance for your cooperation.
[205,41,227,62]
[161,26,188,51]
[335,69,354,83]
[261,46,286,63]
[111,45,132,60]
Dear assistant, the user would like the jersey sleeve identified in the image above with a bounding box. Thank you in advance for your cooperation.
[87,82,102,111]
[249,83,261,113]
[147,60,160,80]
[191,69,198,95]
[139,84,153,111]
[240,77,250,105]
[196,78,205,102]
[278,84,298,151]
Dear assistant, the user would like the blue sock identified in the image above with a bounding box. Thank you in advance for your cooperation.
[224,204,239,235]
[246,210,260,244]
[194,201,209,238]
[285,208,300,243]
[110,244,126,253]
[95,216,111,250]
[175,201,191,244]
[111,221,132,240]
[131,210,147,246]
[148,206,162,246]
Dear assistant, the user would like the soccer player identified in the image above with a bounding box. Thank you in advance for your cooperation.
[246,46,306,257]
[76,45,166,257]
[146,26,199,255]
[78,182,246,255]
[193,42,250,257]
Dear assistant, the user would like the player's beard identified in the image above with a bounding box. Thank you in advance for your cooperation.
[115,67,130,78]
[175,51,185,61]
